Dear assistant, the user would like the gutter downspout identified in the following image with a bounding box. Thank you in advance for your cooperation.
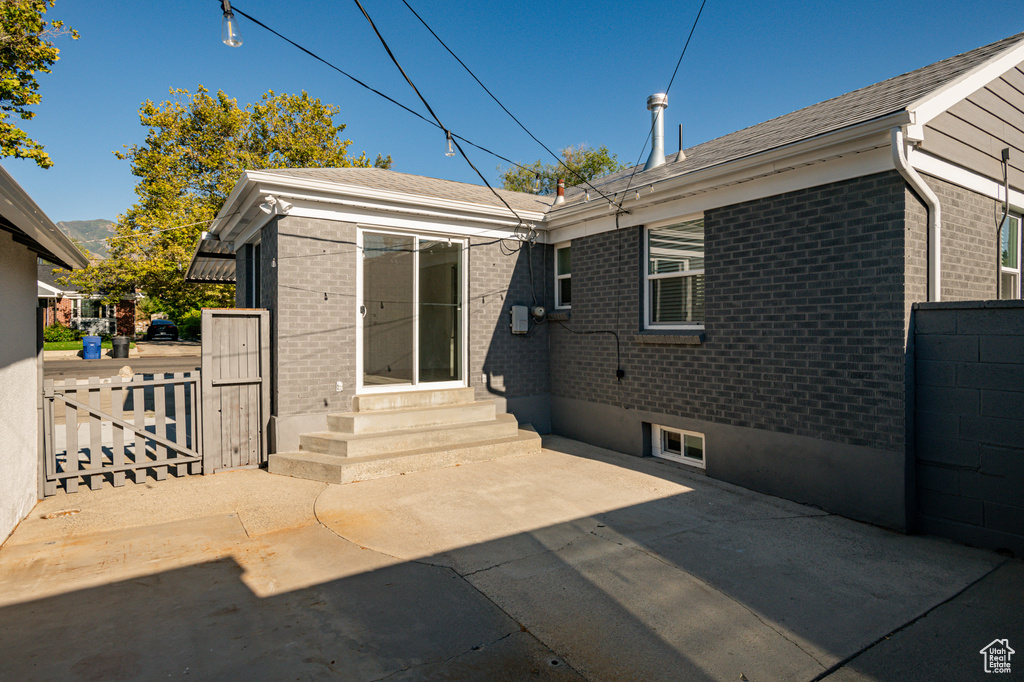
[892,127,941,301]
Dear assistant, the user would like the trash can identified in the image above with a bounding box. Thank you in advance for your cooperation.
[82,335,102,360]
[111,336,130,359]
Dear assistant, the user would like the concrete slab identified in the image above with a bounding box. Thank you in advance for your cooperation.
[0,435,1012,681]
[9,468,326,544]
[823,559,1024,681]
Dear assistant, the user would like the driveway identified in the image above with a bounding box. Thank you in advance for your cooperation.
[0,436,1017,681]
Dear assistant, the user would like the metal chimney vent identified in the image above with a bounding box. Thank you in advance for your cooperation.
[644,93,668,171]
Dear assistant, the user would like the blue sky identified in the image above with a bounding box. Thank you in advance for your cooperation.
[6,0,1022,224]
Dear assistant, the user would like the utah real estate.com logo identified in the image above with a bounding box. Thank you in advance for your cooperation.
[980,639,1014,674]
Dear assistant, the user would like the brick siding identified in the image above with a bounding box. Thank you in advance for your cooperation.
[550,172,912,453]
[916,174,1001,301]
[469,238,550,401]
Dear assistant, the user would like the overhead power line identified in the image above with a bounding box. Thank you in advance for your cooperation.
[398,0,620,206]
[227,2,546,207]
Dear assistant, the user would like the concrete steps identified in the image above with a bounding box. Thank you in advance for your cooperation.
[269,388,540,485]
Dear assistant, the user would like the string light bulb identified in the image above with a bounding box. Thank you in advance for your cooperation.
[271,257,277,268]
[221,0,242,47]
[584,190,590,202]
[531,173,541,192]
[445,131,455,157]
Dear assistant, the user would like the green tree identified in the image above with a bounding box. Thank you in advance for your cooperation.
[0,0,76,168]
[61,86,392,320]
[499,144,625,194]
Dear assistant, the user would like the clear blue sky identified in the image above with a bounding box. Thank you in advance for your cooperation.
[6,0,1022,224]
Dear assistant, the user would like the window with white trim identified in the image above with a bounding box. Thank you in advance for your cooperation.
[555,243,571,308]
[1001,213,1021,299]
[652,425,705,469]
[646,219,704,327]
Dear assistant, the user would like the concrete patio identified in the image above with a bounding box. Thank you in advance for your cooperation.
[0,435,1019,681]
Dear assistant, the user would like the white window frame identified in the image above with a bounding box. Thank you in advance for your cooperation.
[1001,212,1021,299]
[554,242,571,309]
[652,425,705,469]
[645,219,705,329]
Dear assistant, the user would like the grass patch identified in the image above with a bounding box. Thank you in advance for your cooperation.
[44,340,136,351]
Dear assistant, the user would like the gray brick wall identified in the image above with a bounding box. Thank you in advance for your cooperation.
[550,172,911,453]
[914,301,1024,555]
[469,238,550,400]
[272,216,357,418]
[915,174,1001,301]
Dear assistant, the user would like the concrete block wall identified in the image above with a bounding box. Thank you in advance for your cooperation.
[913,300,1024,556]
[549,172,914,529]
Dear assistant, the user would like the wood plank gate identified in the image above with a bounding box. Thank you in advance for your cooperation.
[201,308,270,473]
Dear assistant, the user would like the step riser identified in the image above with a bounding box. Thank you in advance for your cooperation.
[300,417,519,458]
[328,402,496,434]
[270,433,541,485]
[353,387,476,412]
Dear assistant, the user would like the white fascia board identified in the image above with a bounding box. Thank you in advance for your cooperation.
[910,148,1024,209]
[284,201,538,242]
[544,112,909,231]
[244,171,547,224]
[547,141,895,243]
[906,37,1024,139]
[207,170,258,240]
[0,164,89,269]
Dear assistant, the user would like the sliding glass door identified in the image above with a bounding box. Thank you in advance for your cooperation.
[361,231,463,389]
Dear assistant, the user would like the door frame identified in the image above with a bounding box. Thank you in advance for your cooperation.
[355,227,469,394]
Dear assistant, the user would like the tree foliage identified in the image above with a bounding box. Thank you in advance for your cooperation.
[0,0,77,168]
[499,144,625,195]
[61,86,392,320]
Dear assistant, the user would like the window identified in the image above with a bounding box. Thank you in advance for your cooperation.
[75,299,114,319]
[652,425,705,469]
[646,219,704,327]
[1001,213,1021,299]
[555,243,571,308]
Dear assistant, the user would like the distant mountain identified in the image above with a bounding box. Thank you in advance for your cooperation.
[57,219,115,259]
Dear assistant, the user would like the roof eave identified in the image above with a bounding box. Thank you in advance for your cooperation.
[544,110,912,228]
[906,34,1024,139]
[0,164,89,270]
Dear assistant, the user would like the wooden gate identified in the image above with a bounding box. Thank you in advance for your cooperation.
[201,309,270,473]
[41,373,201,495]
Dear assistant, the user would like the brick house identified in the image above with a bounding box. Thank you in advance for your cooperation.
[188,33,1024,534]
[37,262,137,336]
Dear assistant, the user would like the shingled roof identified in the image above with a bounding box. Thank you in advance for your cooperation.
[261,167,554,214]
[554,31,1024,210]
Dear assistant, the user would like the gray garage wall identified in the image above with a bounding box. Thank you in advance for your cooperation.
[913,300,1024,556]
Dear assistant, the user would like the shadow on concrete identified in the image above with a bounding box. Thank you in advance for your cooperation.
[0,441,1005,681]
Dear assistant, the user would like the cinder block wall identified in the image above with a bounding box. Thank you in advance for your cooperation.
[550,171,915,529]
[913,300,1024,556]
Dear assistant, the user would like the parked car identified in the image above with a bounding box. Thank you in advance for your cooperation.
[145,319,179,341]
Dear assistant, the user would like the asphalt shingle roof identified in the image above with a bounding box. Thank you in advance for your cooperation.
[261,167,554,214]
[555,31,1024,210]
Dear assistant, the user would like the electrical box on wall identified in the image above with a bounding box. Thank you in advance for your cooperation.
[510,305,529,334]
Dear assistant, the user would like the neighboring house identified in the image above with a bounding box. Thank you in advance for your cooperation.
[0,164,88,544]
[188,33,1024,537]
[37,262,137,336]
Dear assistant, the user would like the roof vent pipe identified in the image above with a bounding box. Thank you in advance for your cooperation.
[644,93,668,171]
[554,178,565,205]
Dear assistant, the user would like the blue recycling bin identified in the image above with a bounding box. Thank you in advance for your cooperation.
[82,335,102,360]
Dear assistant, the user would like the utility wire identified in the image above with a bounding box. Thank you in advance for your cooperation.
[617,0,708,207]
[399,0,620,206]
[350,0,528,234]
[69,213,241,245]
[228,3,547,196]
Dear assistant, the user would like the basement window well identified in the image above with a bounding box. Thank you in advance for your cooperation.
[652,425,705,469]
